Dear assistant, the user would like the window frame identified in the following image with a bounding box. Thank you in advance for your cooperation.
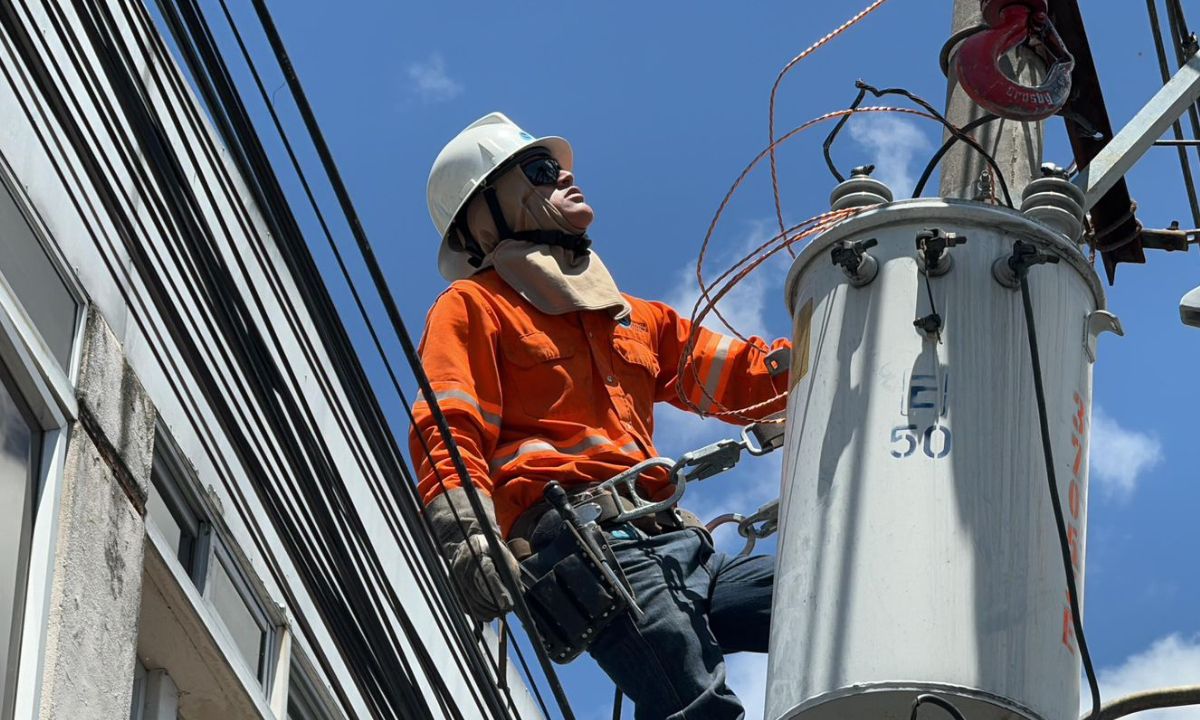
[0,360,40,720]
[146,432,212,589]
[0,158,85,418]
[0,163,83,720]
[284,650,341,720]
[205,536,280,692]
[128,661,147,720]
[145,425,282,697]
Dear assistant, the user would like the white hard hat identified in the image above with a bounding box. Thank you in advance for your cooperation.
[428,112,573,281]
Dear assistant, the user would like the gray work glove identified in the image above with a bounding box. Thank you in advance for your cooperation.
[427,488,520,622]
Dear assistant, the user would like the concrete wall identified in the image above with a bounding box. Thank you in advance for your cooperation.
[36,308,154,720]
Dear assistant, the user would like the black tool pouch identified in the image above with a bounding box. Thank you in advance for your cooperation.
[521,522,628,664]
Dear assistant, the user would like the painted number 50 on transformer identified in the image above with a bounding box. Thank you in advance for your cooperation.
[889,424,952,459]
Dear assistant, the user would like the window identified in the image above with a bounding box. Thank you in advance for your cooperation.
[128,662,179,720]
[145,440,210,588]
[205,543,275,685]
[0,170,79,720]
[0,363,38,715]
[0,179,79,370]
[286,660,334,720]
[128,662,146,720]
[147,428,279,693]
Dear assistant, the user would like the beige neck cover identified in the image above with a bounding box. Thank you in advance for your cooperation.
[458,169,631,320]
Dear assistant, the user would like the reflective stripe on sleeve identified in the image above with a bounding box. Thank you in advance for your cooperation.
[697,335,733,412]
[416,388,501,428]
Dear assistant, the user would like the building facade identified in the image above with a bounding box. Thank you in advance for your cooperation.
[0,1,537,718]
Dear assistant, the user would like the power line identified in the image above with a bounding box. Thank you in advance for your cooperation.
[237,1,578,716]
[1145,0,1200,226]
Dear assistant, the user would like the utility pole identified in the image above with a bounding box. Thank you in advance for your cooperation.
[941,0,1047,200]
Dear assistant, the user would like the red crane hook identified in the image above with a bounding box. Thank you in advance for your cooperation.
[954,0,1075,121]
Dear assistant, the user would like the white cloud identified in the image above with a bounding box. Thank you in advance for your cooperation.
[726,652,769,719]
[406,54,462,103]
[1089,634,1200,719]
[1089,406,1163,502]
[663,219,784,342]
[847,115,932,196]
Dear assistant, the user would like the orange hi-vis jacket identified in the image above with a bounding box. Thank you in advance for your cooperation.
[409,269,790,537]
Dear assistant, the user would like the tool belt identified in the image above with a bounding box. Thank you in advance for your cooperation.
[506,483,703,561]
[519,517,628,664]
[508,482,705,664]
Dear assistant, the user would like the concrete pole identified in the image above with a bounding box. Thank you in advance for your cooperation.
[940,0,1046,201]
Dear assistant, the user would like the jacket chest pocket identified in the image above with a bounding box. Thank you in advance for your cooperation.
[501,330,583,420]
[612,334,660,409]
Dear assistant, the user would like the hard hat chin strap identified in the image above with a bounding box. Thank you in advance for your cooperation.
[509,229,592,256]
[451,221,487,269]
[481,185,592,259]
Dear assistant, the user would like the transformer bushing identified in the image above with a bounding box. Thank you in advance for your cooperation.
[829,166,894,212]
[1020,164,1086,244]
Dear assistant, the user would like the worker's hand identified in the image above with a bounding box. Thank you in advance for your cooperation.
[448,534,520,621]
[427,488,519,622]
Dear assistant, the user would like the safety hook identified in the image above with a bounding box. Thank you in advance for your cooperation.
[954,0,1074,121]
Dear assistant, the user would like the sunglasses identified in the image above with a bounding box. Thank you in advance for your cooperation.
[518,153,562,187]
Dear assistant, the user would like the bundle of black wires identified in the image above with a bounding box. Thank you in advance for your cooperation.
[0,0,572,717]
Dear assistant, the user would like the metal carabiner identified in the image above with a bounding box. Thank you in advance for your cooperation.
[706,513,756,557]
[954,0,1074,121]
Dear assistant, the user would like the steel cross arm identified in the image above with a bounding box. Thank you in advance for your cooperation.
[1073,50,1200,210]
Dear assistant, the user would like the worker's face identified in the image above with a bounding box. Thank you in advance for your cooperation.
[541,167,594,232]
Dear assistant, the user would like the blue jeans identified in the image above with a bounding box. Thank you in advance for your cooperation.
[523,520,774,719]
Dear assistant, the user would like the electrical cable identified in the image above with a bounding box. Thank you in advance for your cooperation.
[917,261,942,342]
[1162,0,1200,224]
[691,90,1008,415]
[154,0,506,709]
[939,23,988,78]
[129,2,472,714]
[912,113,999,198]
[696,105,935,344]
[503,621,555,720]
[2,1,520,715]
[680,207,863,420]
[1097,685,1200,719]
[854,82,1014,207]
[682,103,986,419]
[822,84,869,182]
[768,0,891,251]
[1144,0,1200,226]
[243,2,577,716]
[909,693,968,720]
[86,2,446,711]
[187,0,537,711]
[0,5,402,715]
[1012,250,1101,720]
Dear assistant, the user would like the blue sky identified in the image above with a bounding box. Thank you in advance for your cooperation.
[208,1,1200,717]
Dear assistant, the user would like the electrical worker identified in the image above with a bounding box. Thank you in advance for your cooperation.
[411,112,790,720]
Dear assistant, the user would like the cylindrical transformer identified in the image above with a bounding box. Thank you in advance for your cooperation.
[769,198,1117,720]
